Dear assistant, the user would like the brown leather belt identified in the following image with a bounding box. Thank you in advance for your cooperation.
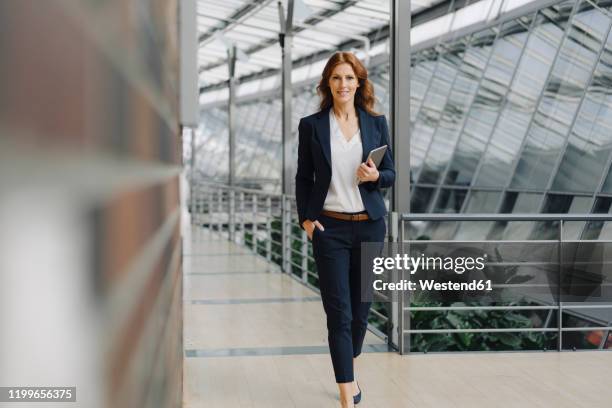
[321,210,369,221]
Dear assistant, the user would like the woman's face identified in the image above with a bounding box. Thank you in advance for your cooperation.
[328,63,359,106]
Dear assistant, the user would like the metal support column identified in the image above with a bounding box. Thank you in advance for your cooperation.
[278,0,294,197]
[558,219,564,351]
[282,196,292,274]
[181,0,199,225]
[390,0,411,214]
[266,196,273,263]
[278,0,295,273]
[390,0,411,354]
[189,127,196,221]
[227,45,237,241]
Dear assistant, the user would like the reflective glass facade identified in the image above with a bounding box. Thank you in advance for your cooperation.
[410,0,612,242]
[198,0,612,240]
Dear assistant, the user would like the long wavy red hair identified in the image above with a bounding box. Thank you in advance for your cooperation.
[317,52,379,116]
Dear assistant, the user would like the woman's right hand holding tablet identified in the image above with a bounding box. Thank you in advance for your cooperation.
[303,219,325,240]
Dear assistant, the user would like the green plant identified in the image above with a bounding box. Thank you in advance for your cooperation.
[408,247,558,352]
[409,298,556,352]
[244,231,254,249]
[368,301,390,334]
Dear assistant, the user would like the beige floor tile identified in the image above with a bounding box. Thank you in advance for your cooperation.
[183,228,612,408]
[184,273,315,300]
[183,254,271,274]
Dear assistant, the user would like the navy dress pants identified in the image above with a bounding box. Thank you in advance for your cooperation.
[312,212,386,383]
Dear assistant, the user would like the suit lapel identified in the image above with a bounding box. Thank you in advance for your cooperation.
[358,106,372,162]
[315,106,332,168]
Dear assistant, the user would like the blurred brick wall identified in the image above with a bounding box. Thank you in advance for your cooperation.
[0,1,183,407]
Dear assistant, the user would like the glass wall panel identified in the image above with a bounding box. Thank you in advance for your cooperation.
[419,29,496,184]
[512,1,612,190]
[474,2,575,187]
[433,188,468,213]
[594,21,612,193]
[371,65,391,116]
[445,16,533,186]
[455,191,501,240]
[585,196,612,240]
[464,190,501,213]
[198,107,229,180]
[411,187,435,213]
[580,197,612,240]
[410,49,439,124]
[596,197,612,237]
[554,30,612,194]
[529,194,592,239]
[411,42,464,176]
[498,192,545,240]
[418,186,468,243]
[261,101,283,183]
[410,53,431,122]
[236,103,261,179]
[542,193,575,213]
[562,195,593,241]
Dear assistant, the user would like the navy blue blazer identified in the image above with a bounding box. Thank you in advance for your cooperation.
[295,105,395,229]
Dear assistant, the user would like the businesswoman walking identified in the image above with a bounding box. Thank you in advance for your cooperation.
[295,52,395,407]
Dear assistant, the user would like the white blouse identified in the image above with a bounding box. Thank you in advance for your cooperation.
[322,110,366,213]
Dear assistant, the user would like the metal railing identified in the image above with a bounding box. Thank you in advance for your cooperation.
[189,180,393,342]
[398,214,612,354]
[189,180,612,355]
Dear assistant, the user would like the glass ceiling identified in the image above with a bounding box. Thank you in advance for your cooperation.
[197,0,444,87]
[198,0,546,106]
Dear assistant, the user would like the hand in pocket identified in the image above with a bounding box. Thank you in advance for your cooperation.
[304,219,325,240]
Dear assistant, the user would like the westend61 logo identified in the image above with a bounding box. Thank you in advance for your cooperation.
[370,253,493,292]
[372,253,488,275]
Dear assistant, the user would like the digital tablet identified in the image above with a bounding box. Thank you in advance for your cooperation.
[357,145,387,184]
[366,145,388,167]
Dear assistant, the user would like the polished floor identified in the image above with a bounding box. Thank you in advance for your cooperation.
[182,225,612,408]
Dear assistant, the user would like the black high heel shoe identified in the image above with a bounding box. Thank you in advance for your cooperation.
[353,381,361,405]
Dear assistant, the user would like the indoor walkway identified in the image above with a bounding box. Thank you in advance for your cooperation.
[182,226,612,408]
